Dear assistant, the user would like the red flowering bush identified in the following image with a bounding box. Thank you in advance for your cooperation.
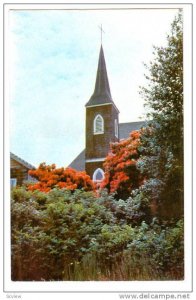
[101,130,144,199]
[28,163,94,193]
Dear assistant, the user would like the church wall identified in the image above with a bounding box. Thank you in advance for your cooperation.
[85,161,105,179]
[85,104,119,160]
[84,45,120,179]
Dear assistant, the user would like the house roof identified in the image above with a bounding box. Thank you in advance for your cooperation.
[10,152,35,170]
[68,121,146,171]
[85,45,119,112]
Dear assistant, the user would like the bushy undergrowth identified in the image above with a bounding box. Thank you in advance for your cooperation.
[11,187,184,281]
[11,13,184,282]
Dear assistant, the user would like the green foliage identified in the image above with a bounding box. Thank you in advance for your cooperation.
[127,218,184,277]
[11,188,48,280]
[97,189,151,225]
[11,12,184,282]
[11,187,184,281]
[138,12,183,219]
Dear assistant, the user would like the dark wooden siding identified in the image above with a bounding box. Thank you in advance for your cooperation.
[10,158,30,186]
[85,105,119,159]
[85,161,105,179]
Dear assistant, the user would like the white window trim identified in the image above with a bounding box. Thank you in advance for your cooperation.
[86,102,120,113]
[94,132,104,135]
[10,178,17,188]
[115,119,118,138]
[86,157,105,163]
[86,103,112,108]
[93,114,104,135]
[93,168,105,182]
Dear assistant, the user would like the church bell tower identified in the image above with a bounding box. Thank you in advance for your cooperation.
[85,45,119,181]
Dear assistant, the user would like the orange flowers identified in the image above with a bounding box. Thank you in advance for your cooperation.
[28,163,94,193]
[101,130,143,199]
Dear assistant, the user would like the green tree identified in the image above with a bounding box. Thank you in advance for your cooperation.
[139,12,183,219]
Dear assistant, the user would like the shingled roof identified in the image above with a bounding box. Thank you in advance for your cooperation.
[119,121,146,139]
[69,149,85,171]
[68,121,146,171]
[85,45,118,111]
[10,152,35,170]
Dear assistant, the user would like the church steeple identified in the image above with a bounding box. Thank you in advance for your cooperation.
[86,45,118,110]
[92,45,112,99]
[85,44,119,179]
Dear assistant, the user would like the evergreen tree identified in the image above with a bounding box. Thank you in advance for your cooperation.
[139,12,183,219]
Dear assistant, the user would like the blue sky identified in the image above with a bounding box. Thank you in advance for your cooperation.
[9,8,179,167]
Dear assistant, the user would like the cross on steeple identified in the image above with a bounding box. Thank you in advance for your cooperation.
[98,24,105,44]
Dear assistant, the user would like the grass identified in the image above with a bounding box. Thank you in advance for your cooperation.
[61,251,184,281]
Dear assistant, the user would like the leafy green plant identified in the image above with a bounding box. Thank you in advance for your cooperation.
[138,12,183,219]
[11,187,184,281]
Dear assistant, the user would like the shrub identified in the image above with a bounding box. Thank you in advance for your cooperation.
[11,187,184,281]
[28,163,94,192]
[101,130,144,199]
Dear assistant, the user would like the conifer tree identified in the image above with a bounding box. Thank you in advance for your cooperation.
[139,12,183,219]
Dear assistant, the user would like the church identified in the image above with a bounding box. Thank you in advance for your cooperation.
[69,44,145,181]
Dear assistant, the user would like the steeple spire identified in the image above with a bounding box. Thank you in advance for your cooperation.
[86,45,117,108]
[98,24,105,44]
[93,45,111,98]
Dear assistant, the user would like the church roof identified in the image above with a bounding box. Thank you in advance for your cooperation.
[68,121,146,171]
[119,121,146,139]
[85,45,118,111]
[69,149,85,171]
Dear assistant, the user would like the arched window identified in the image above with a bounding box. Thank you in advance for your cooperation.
[94,114,104,134]
[115,119,118,138]
[93,168,104,182]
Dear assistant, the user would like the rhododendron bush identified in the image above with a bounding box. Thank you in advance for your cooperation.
[28,163,94,192]
[101,130,144,199]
